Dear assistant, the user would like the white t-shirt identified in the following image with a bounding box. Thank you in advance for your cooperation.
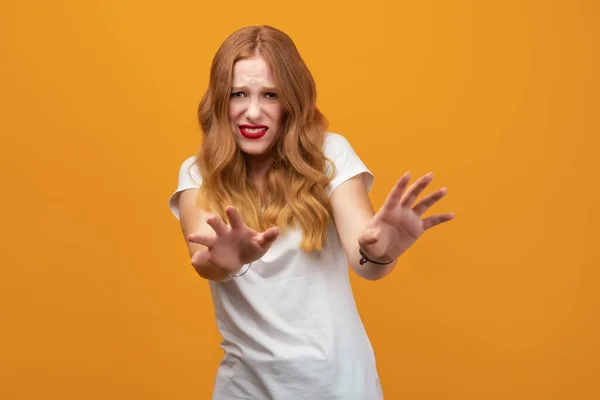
[169,133,383,400]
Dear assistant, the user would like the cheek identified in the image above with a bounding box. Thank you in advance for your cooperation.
[228,104,241,121]
[267,104,284,124]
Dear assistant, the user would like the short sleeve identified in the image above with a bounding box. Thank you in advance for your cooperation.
[324,133,374,196]
[168,156,203,220]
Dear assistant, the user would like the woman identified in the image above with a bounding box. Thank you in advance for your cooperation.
[169,25,453,400]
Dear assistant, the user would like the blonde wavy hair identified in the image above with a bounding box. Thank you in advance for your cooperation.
[194,25,335,252]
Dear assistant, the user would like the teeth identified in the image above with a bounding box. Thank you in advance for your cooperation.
[244,128,266,133]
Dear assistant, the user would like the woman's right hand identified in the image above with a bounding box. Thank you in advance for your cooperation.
[187,206,280,274]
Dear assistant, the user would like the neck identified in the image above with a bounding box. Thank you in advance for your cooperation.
[245,153,273,195]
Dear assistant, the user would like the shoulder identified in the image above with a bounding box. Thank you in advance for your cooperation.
[323,132,353,156]
[169,155,202,219]
[322,132,374,195]
[323,132,362,166]
[179,155,198,172]
[177,156,202,185]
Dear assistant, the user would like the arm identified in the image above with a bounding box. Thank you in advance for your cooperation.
[177,188,231,282]
[178,189,280,281]
[331,172,454,281]
[330,174,398,280]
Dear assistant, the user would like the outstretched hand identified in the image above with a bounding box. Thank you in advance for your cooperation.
[358,172,454,262]
[187,206,280,273]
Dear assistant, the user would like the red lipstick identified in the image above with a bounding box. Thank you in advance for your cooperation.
[239,124,268,139]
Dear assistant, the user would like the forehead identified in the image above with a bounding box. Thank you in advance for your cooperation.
[232,56,275,86]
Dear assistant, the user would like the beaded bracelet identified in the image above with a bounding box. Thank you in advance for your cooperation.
[358,248,394,266]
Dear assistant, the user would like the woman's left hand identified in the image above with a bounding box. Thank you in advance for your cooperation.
[358,172,455,262]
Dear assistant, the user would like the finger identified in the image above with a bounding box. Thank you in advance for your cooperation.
[381,172,411,212]
[400,172,434,208]
[413,187,448,216]
[358,229,379,246]
[257,227,280,247]
[422,213,455,230]
[225,206,245,230]
[187,233,216,247]
[205,214,229,236]
[191,250,211,267]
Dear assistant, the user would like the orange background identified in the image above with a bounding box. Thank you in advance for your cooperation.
[1,1,598,399]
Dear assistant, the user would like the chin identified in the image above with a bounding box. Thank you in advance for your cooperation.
[235,132,279,157]
[237,141,273,156]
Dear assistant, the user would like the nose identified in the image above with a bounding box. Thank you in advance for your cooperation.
[245,99,261,121]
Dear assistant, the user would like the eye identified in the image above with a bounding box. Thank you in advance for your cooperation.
[265,92,278,100]
[230,92,245,98]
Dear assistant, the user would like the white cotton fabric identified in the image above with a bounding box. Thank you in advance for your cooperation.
[169,133,383,400]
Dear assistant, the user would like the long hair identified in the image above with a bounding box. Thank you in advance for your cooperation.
[195,25,335,252]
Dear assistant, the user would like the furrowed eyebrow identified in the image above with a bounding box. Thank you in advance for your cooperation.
[231,85,277,91]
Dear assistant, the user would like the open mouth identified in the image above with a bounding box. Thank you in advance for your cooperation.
[239,125,268,139]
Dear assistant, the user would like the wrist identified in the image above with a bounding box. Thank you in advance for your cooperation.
[228,262,253,278]
[358,247,394,265]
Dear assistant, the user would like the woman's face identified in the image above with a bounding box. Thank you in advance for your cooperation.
[229,56,284,159]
